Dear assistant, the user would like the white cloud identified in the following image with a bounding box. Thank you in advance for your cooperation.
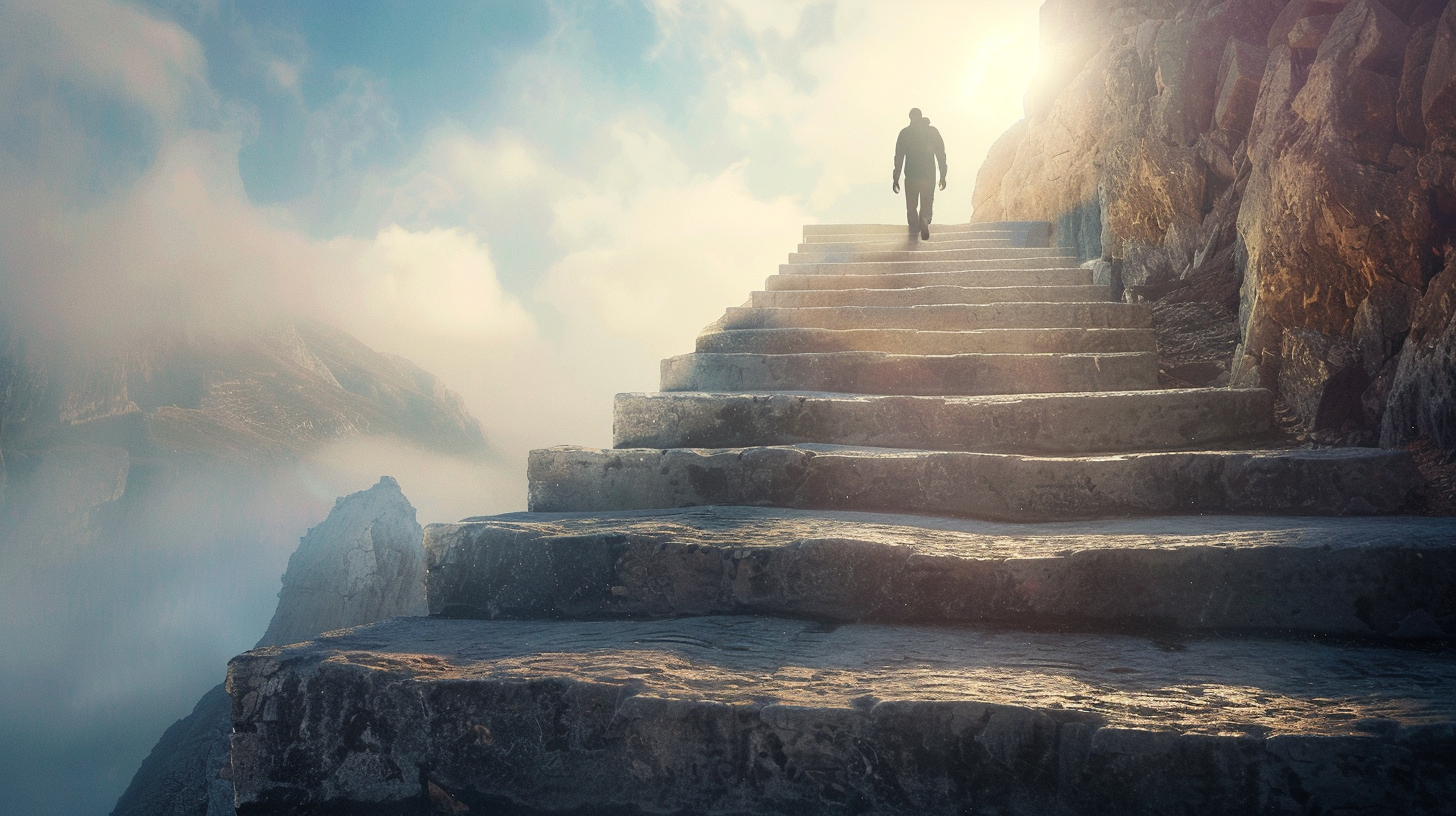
[542,140,804,356]
[327,225,534,344]
[0,0,207,128]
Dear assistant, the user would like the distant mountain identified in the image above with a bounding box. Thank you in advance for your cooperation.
[1,317,485,483]
[0,315,488,815]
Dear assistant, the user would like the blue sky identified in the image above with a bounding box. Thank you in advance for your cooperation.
[0,2,1042,812]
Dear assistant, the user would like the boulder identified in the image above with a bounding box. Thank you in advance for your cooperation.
[1422,1,1456,135]
[1279,328,1370,432]
[1268,0,1353,51]
[1353,277,1421,376]
[1382,253,1456,450]
[1213,39,1271,134]
[1398,20,1439,145]
[1289,14,1339,49]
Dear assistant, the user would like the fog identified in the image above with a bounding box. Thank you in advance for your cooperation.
[0,1,1041,813]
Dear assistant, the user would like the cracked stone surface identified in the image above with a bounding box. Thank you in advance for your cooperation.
[528,444,1423,521]
[613,389,1273,453]
[695,327,1156,355]
[751,284,1110,308]
[720,302,1150,330]
[661,351,1159,395]
[227,615,1456,815]
[424,506,1456,638]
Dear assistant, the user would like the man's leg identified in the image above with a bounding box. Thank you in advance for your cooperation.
[904,183,919,238]
[910,178,933,240]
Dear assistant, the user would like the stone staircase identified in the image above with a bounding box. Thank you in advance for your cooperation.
[226,222,1456,815]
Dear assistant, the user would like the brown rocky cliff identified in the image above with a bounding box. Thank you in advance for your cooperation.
[974,0,1456,448]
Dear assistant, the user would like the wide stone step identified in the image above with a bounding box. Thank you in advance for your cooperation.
[804,222,1050,245]
[527,444,1423,521]
[722,303,1151,331]
[798,237,1015,253]
[613,388,1273,453]
[230,615,1456,816]
[787,247,1072,264]
[695,328,1157,355]
[661,352,1159,395]
[753,285,1111,308]
[780,256,1080,276]
[768,267,1091,291]
[807,222,1012,235]
[426,507,1456,639]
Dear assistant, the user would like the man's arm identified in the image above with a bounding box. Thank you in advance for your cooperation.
[893,128,907,192]
[932,127,948,190]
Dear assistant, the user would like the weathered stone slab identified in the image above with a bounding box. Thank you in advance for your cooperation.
[787,247,1076,264]
[805,222,1016,236]
[660,351,1159,395]
[752,284,1112,308]
[803,222,1049,246]
[767,267,1091,291]
[779,256,1080,276]
[695,327,1156,355]
[426,506,1456,638]
[527,444,1423,521]
[722,303,1152,331]
[789,246,1031,263]
[229,615,1456,815]
[797,237,1013,253]
[612,389,1273,453]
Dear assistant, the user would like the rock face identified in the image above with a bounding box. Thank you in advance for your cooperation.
[972,0,1456,447]
[257,476,427,648]
[112,477,428,816]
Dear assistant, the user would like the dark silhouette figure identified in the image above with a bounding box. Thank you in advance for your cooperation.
[892,108,947,240]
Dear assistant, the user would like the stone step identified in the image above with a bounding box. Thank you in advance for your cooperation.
[426,507,1456,639]
[722,303,1151,331]
[527,444,1423,521]
[798,237,1015,253]
[806,222,1011,237]
[695,327,1157,355]
[788,247,1072,264]
[612,388,1273,453]
[780,256,1081,276]
[753,285,1111,308]
[804,221,1050,243]
[230,615,1456,816]
[752,285,1107,307]
[661,352,1159,395]
[767,267,1092,291]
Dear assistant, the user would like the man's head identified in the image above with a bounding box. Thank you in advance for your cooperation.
[908,107,923,122]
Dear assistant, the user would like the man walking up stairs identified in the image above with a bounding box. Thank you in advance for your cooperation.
[227,222,1456,816]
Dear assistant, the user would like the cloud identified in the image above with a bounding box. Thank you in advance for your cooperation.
[542,129,804,355]
[0,0,207,127]
[325,225,535,345]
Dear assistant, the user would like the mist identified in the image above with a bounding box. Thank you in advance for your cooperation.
[0,1,1041,813]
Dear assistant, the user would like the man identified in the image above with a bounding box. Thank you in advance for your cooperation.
[892,108,947,240]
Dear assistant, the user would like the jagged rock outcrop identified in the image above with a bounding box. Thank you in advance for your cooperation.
[110,477,427,816]
[257,476,427,647]
[973,0,1456,448]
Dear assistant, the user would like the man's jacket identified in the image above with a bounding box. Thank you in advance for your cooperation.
[894,120,947,182]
